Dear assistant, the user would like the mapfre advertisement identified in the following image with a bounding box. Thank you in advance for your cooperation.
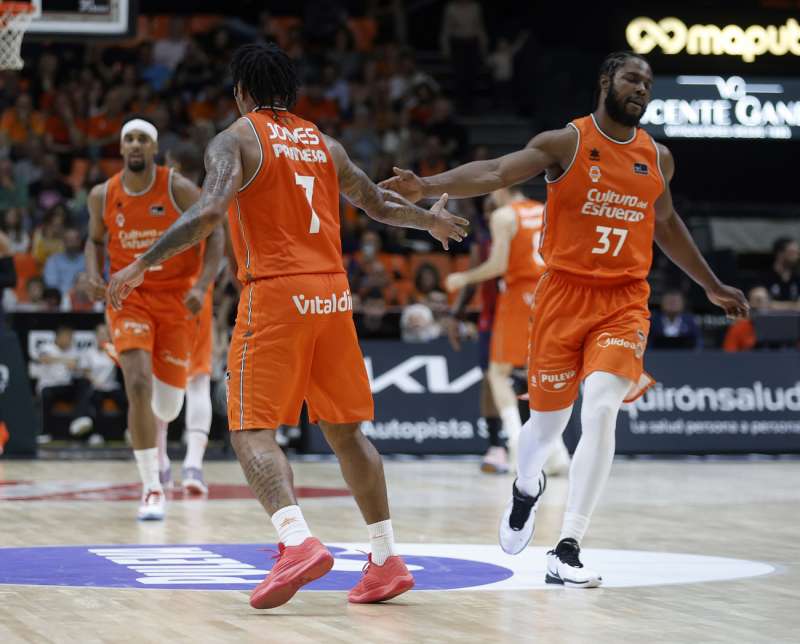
[641,75,800,139]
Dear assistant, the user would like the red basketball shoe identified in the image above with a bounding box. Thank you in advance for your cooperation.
[250,537,334,609]
[348,555,415,604]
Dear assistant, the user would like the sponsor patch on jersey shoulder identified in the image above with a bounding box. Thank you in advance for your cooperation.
[633,162,649,175]
[149,204,165,216]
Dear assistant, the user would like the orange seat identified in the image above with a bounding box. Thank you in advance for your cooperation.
[13,253,39,301]
[453,254,472,273]
[378,253,410,280]
[99,158,123,178]
[409,253,451,288]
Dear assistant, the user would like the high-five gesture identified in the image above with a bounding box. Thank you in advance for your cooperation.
[379,166,426,203]
[426,193,469,250]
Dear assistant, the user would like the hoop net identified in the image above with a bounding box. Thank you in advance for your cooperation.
[0,3,34,71]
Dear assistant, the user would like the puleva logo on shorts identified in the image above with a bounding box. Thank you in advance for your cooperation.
[534,368,577,391]
[597,332,645,359]
[292,289,353,315]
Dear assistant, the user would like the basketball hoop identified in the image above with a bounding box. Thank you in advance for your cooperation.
[0,2,35,70]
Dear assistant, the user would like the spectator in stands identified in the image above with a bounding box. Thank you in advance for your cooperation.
[12,276,46,312]
[85,88,126,158]
[322,62,351,115]
[78,323,125,444]
[13,137,46,189]
[426,98,467,162]
[43,94,84,163]
[764,237,800,310]
[487,31,529,107]
[31,205,67,266]
[0,158,27,210]
[28,154,73,214]
[0,207,29,254]
[341,105,381,172]
[43,228,85,298]
[416,135,448,177]
[0,230,16,329]
[35,325,92,441]
[401,302,441,342]
[723,286,771,352]
[440,0,488,112]
[649,290,702,350]
[357,288,395,338]
[329,25,362,81]
[0,93,45,155]
[414,262,446,301]
[42,287,63,311]
[153,16,190,71]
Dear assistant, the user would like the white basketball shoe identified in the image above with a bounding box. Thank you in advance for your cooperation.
[498,473,546,555]
[545,538,602,588]
[137,488,166,521]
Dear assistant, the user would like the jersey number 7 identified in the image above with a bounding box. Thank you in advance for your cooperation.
[295,173,320,234]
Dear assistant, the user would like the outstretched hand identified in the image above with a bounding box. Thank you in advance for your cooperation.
[427,194,469,251]
[107,260,146,311]
[379,166,425,203]
[706,283,749,319]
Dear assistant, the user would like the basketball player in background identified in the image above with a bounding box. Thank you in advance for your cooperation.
[108,43,468,609]
[445,187,570,477]
[382,51,748,586]
[444,196,506,472]
[85,119,223,519]
[163,141,223,495]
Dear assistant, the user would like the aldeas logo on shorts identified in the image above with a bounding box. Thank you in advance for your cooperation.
[597,331,646,359]
[292,289,353,315]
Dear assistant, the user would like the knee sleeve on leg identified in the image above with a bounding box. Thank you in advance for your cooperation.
[186,374,212,434]
[151,377,185,423]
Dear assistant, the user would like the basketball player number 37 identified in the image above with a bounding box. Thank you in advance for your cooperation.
[295,173,320,234]
[592,226,628,256]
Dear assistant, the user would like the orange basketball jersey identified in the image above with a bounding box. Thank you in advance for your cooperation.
[542,115,664,282]
[103,165,201,291]
[504,198,546,287]
[229,109,343,282]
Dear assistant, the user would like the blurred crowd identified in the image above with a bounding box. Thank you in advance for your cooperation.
[0,3,797,353]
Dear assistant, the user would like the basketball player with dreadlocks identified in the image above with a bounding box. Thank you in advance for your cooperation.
[108,42,468,609]
[381,51,749,586]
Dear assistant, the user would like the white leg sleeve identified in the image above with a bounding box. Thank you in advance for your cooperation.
[560,371,631,544]
[185,373,212,434]
[516,405,574,496]
[151,377,185,423]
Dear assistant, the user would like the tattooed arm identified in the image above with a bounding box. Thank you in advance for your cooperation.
[323,133,468,249]
[107,127,243,310]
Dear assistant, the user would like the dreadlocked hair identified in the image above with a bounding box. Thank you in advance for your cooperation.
[594,50,650,107]
[230,42,299,111]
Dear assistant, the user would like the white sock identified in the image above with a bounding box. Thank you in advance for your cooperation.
[499,405,522,446]
[516,407,573,496]
[183,430,208,470]
[559,371,631,543]
[156,419,170,471]
[367,519,397,566]
[271,505,312,546]
[134,447,161,493]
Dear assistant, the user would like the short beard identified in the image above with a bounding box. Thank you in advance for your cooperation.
[604,84,642,127]
[126,159,146,173]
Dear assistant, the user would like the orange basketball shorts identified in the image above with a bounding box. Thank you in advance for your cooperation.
[226,272,374,431]
[490,280,536,367]
[528,271,655,412]
[106,287,194,389]
[189,287,213,378]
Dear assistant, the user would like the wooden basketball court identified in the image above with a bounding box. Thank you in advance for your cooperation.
[0,457,798,642]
